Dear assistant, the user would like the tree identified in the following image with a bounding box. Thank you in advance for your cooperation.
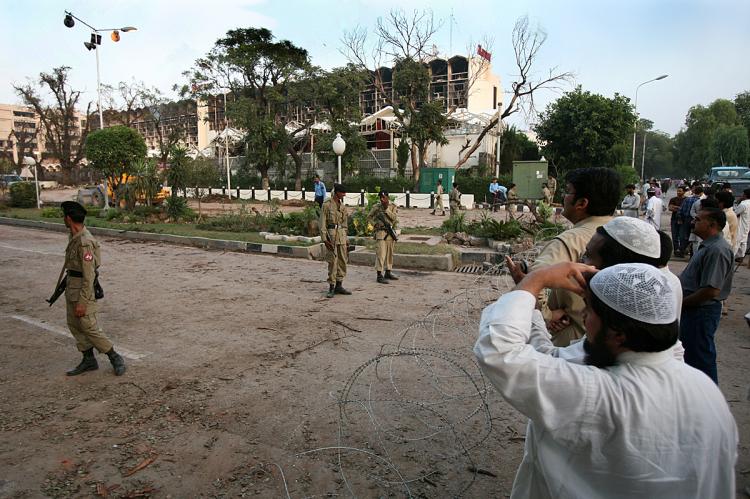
[287,64,368,188]
[187,156,220,220]
[534,86,635,171]
[84,126,147,205]
[674,98,747,177]
[185,28,309,189]
[7,120,38,171]
[396,138,410,177]
[734,91,750,145]
[138,87,189,166]
[342,9,460,189]
[453,16,573,170]
[13,66,91,185]
[710,125,749,166]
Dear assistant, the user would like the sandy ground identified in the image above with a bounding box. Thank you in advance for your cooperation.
[1,211,748,497]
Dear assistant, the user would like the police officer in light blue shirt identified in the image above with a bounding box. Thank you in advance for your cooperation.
[314,175,326,208]
[489,178,507,211]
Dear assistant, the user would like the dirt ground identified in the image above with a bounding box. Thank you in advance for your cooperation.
[1,221,748,497]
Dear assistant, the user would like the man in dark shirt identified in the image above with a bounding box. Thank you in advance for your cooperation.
[668,187,686,256]
[679,207,734,383]
[678,185,702,257]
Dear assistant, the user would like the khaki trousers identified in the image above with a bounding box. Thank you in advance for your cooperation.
[66,300,112,353]
[434,195,444,214]
[326,244,348,284]
[375,237,395,272]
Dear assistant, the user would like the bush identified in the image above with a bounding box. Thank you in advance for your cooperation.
[614,164,640,189]
[441,212,467,233]
[41,207,63,218]
[165,196,190,221]
[465,212,524,240]
[105,209,124,221]
[344,176,414,194]
[9,182,37,208]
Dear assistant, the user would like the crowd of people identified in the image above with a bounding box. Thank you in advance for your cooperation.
[476,167,739,498]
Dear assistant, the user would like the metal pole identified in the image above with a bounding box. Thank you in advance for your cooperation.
[494,110,502,178]
[640,131,648,182]
[337,155,342,184]
[95,41,111,210]
[224,92,231,197]
[630,87,640,173]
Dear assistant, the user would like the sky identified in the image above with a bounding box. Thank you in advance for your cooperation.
[1,0,748,136]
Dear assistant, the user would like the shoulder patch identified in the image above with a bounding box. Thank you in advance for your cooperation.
[83,251,94,262]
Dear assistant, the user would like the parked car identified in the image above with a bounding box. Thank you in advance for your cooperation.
[707,166,750,184]
[0,174,25,189]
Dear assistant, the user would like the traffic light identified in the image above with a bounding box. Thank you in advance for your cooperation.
[111,30,120,42]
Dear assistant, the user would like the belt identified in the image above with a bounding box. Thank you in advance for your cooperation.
[327,224,340,229]
[67,270,83,278]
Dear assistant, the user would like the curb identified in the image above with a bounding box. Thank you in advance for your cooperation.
[0,217,454,271]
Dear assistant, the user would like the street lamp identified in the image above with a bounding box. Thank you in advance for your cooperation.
[64,11,137,209]
[23,156,41,209]
[332,133,346,184]
[630,74,668,179]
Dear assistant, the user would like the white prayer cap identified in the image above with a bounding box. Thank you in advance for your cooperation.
[601,216,661,258]
[590,263,676,324]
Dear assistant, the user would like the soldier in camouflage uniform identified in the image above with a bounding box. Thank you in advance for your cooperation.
[320,184,352,298]
[368,190,399,283]
[60,201,126,376]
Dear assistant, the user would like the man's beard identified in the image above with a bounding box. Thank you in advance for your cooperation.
[583,325,618,368]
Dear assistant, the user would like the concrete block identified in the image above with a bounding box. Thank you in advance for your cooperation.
[261,244,278,254]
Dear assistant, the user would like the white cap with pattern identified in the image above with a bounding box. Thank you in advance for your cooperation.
[590,263,676,324]
[602,216,661,258]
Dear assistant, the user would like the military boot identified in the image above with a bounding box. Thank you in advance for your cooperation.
[377,272,388,284]
[326,284,335,298]
[334,282,352,295]
[106,348,127,376]
[66,348,98,376]
[385,270,399,280]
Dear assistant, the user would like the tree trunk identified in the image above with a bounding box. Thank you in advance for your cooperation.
[257,166,270,190]
[410,143,420,192]
[287,144,303,191]
[61,166,73,186]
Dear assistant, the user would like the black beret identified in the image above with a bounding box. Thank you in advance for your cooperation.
[333,183,347,193]
[61,201,87,218]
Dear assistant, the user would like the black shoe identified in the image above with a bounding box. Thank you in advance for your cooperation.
[334,282,352,295]
[106,349,126,376]
[430,211,435,215]
[326,284,335,298]
[377,273,388,284]
[385,271,399,280]
[66,348,98,376]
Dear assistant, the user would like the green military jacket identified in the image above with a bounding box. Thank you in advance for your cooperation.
[449,187,461,205]
[64,228,100,307]
[367,202,398,240]
[320,199,349,245]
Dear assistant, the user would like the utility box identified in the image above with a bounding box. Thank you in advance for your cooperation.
[512,160,549,199]
[418,167,455,194]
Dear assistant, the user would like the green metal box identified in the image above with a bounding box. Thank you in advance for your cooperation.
[512,160,549,199]
[418,167,455,194]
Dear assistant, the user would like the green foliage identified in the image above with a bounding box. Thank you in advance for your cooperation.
[349,207,372,237]
[343,176,415,194]
[466,212,524,240]
[710,125,749,166]
[535,221,567,242]
[396,140,410,177]
[441,212,467,233]
[674,98,749,178]
[41,207,63,218]
[129,158,162,208]
[735,91,750,143]
[165,196,191,221]
[166,146,191,195]
[499,126,540,173]
[85,126,147,203]
[407,100,449,168]
[536,201,553,222]
[314,124,367,176]
[534,86,636,171]
[614,165,640,188]
[198,204,321,236]
[9,182,36,207]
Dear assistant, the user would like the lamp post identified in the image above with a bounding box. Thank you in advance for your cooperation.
[23,156,41,209]
[641,131,648,182]
[64,11,137,209]
[630,75,668,178]
[332,133,346,184]
[223,92,231,197]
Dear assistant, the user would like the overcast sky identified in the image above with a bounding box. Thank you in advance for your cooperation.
[1,0,748,136]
